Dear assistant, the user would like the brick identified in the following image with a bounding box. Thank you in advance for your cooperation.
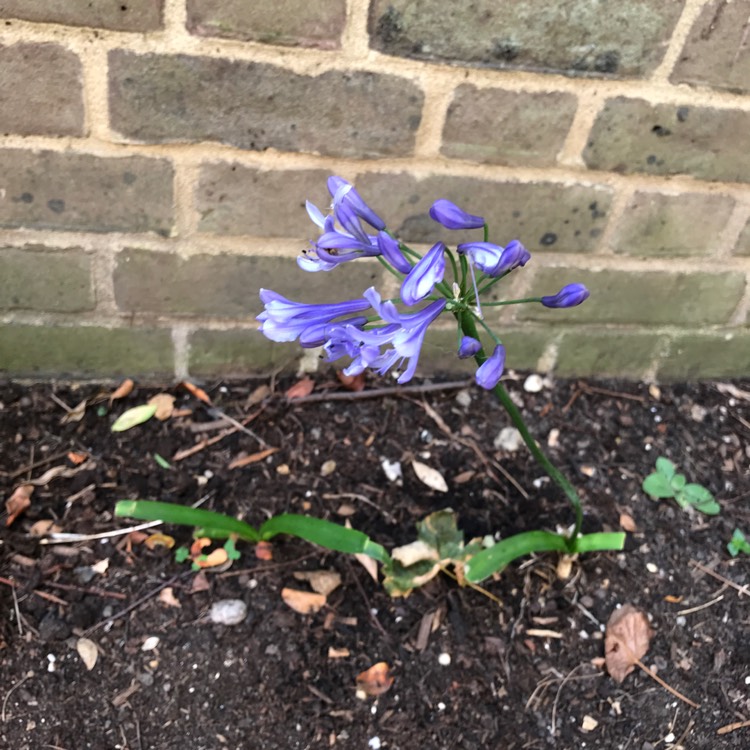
[0,43,84,136]
[519,268,746,326]
[114,249,384,317]
[611,191,735,257]
[188,329,297,376]
[0,325,173,378]
[671,0,750,94]
[0,246,93,312]
[108,51,423,159]
[353,172,612,252]
[0,150,174,236]
[197,166,332,238]
[187,0,346,48]
[0,1,163,31]
[584,98,750,183]
[555,331,662,377]
[657,332,750,380]
[441,86,577,167]
[369,0,683,78]
[734,218,750,256]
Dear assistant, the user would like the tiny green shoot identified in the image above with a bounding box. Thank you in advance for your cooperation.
[727,528,750,557]
[642,457,720,516]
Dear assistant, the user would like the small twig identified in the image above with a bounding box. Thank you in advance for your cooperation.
[173,410,264,461]
[439,565,503,606]
[41,520,161,545]
[579,383,647,403]
[675,594,725,616]
[634,658,700,709]
[44,581,127,601]
[290,379,473,405]
[10,450,71,479]
[718,719,750,735]
[216,551,320,578]
[49,392,73,413]
[11,583,23,636]
[344,559,390,642]
[551,664,584,735]
[206,406,268,448]
[2,670,34,721]
[690,559,749,598]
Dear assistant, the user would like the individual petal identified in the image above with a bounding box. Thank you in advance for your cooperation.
[457,336,482,359]
[306,200,326,229]
[540,283,590,308]
[429,199,485,230]
[475,344,506,390]
[457,242,504,275]
[377,232,412,274]
[328,176,386,231]
[400,242,446,306]
[299,316,368,348]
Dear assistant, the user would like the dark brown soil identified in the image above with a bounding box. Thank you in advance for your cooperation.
[1,374,749,750]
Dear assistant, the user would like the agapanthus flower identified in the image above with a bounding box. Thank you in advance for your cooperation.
[541,283,590,309]
[457,240,531,277]
[377,231,412,274]
[475,344,506,389]
[400,242,446,306]
[429,199,485,230]
[328,176,385,231]
[257,289,370,343]
[457,336,481,359]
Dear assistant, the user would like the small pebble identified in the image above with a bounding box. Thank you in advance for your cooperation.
[368,737,381,750]
[455,390,472,408]
[438,652,451,666]
[523,374,544,393]
[142,636,160,651]
[494,427,522,452]
[646,562,658,574]
[664,732,675,743]
[381,458,402,483]
[675,616,686,627]
[209,599,247,626]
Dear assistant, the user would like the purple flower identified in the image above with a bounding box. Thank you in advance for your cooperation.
[257,289,370,343]
[457,336,482,359]
[541,283,590,309]
[400,242,446,306]
[429,199,485,230]
[328,176,385,231]
[299,208,379,272]
[457,240,531,277]
[377,232,412,274]
[475,344,506,390]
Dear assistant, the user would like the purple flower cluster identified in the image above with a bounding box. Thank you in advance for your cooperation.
[259,179,590,389]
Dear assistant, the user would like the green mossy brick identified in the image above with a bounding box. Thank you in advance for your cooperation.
[671,0,750,95]
[734,218,750,256]
[555,331,662,377]
[441,86,577,167]
[657,332,750,380]
[114,249,383,317]
[520,269,746,326]
[611,191,735,257]
[0,150,174,236]
[0,325,174,378]
[584,98,750,183]
[353,172,612,253]
[188,329,298,377]
[369,0,683,78]
[0,43,84,137]
[197,166,332,238]
[0,246,93,312]
[109,51,423,159]
[0,0,163,30]
[187,0,346,48]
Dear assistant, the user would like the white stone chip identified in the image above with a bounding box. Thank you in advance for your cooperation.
[494,427,522,452]
[438,652,451,666]
[209,599,248,626]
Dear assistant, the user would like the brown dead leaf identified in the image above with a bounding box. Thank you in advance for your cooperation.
[245,384,271,408]
[76,637,99,671]
[190,537,211,556]
[109,378,135,404]
[5,485,33,526]
[336,371,366,391]
[228,447,279,469]
[60,398,88,424]
[356,662,394,697]
[453,469,475,485]
[148,393,176,421]
[619,513,637,532]
[190,571,210,593]
[293,570,342,597]
[127,530,149,546]
[605,604,653,683]
[67,451,89,466]
[254,541,273,561]
[194,548,228,568]
[144,532,175,550]
[158,587,182,608]
[663,595,683,604]
[181,380,212,405]
[285,377,314,400]
[29,519,62,537]
[281,587,326,615]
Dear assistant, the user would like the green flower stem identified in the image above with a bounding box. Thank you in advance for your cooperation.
[458,312,584,549]
[481,297,542,307]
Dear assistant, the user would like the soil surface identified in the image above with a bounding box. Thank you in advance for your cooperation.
[1,373,749,750]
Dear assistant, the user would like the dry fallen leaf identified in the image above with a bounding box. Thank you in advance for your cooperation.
[328,646,350,659]
[619,513,637,533]
[356,662,394,697]
[228,447,278,469]
[158,587,182,608]
[190,571,210,593]
[76,638,99,671]
[60,398,88,424]
[320,460,337,477]
[5,485,33,526]
[144,532,175,550]
[29,519,62,537]
[181,380,212,405]
[293,570,342,597]
[148,393,176,421]
[411,460,448,493]
[109,378,135,404]
[245,384,271,408]
[336,371,366,391]
[193,548,229,568]
[67,451,88,466]
[285,377,314,400]
[605,604,653,683]
[91,559,109,575]
[281,587,326,615]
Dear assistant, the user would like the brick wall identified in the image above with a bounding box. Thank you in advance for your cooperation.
[0,0,748,380]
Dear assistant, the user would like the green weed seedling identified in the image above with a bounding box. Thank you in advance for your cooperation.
[727,528,750,557]
[642,457,720,516]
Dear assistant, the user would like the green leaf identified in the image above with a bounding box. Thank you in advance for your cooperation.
[382,558,440,597]
[655,457,676,479]
[642,472,676,499]
[111,404,157,432]
[115,500,261,542]
[417,509,464,560]
[728,529,750,557]
[573,532,627,554]
[464,531,568,583]
[670,473,686,491]
[223,538,241,561]
[692,498,721,516]
[174,546,190,563]
[681,483,715,505]
[259,514,389,563]
[153,453,172,470]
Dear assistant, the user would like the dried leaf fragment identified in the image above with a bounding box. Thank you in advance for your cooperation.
[60,398,88,424]
[144,532,175,550]
[336,371,365,391]
[254,541,273,560]
[181,380,212,405]
[356,662,394,697]
[109,378,135,404]
[5,485,33,526]
[604,604,653,683]
[411,460,448,493]
[29,519,62,537]
[281,587,326,615]
[148,393,175,421]
[76,638,99,671]
[293,570,342,597]
[285,377,314,400]
[619,513,637,532]
[158,587,182,608]
[67,451,88,466]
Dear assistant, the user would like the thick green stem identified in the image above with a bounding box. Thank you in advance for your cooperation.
[459,312,584,548]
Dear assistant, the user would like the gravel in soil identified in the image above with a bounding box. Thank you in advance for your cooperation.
[1,375,749,750]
